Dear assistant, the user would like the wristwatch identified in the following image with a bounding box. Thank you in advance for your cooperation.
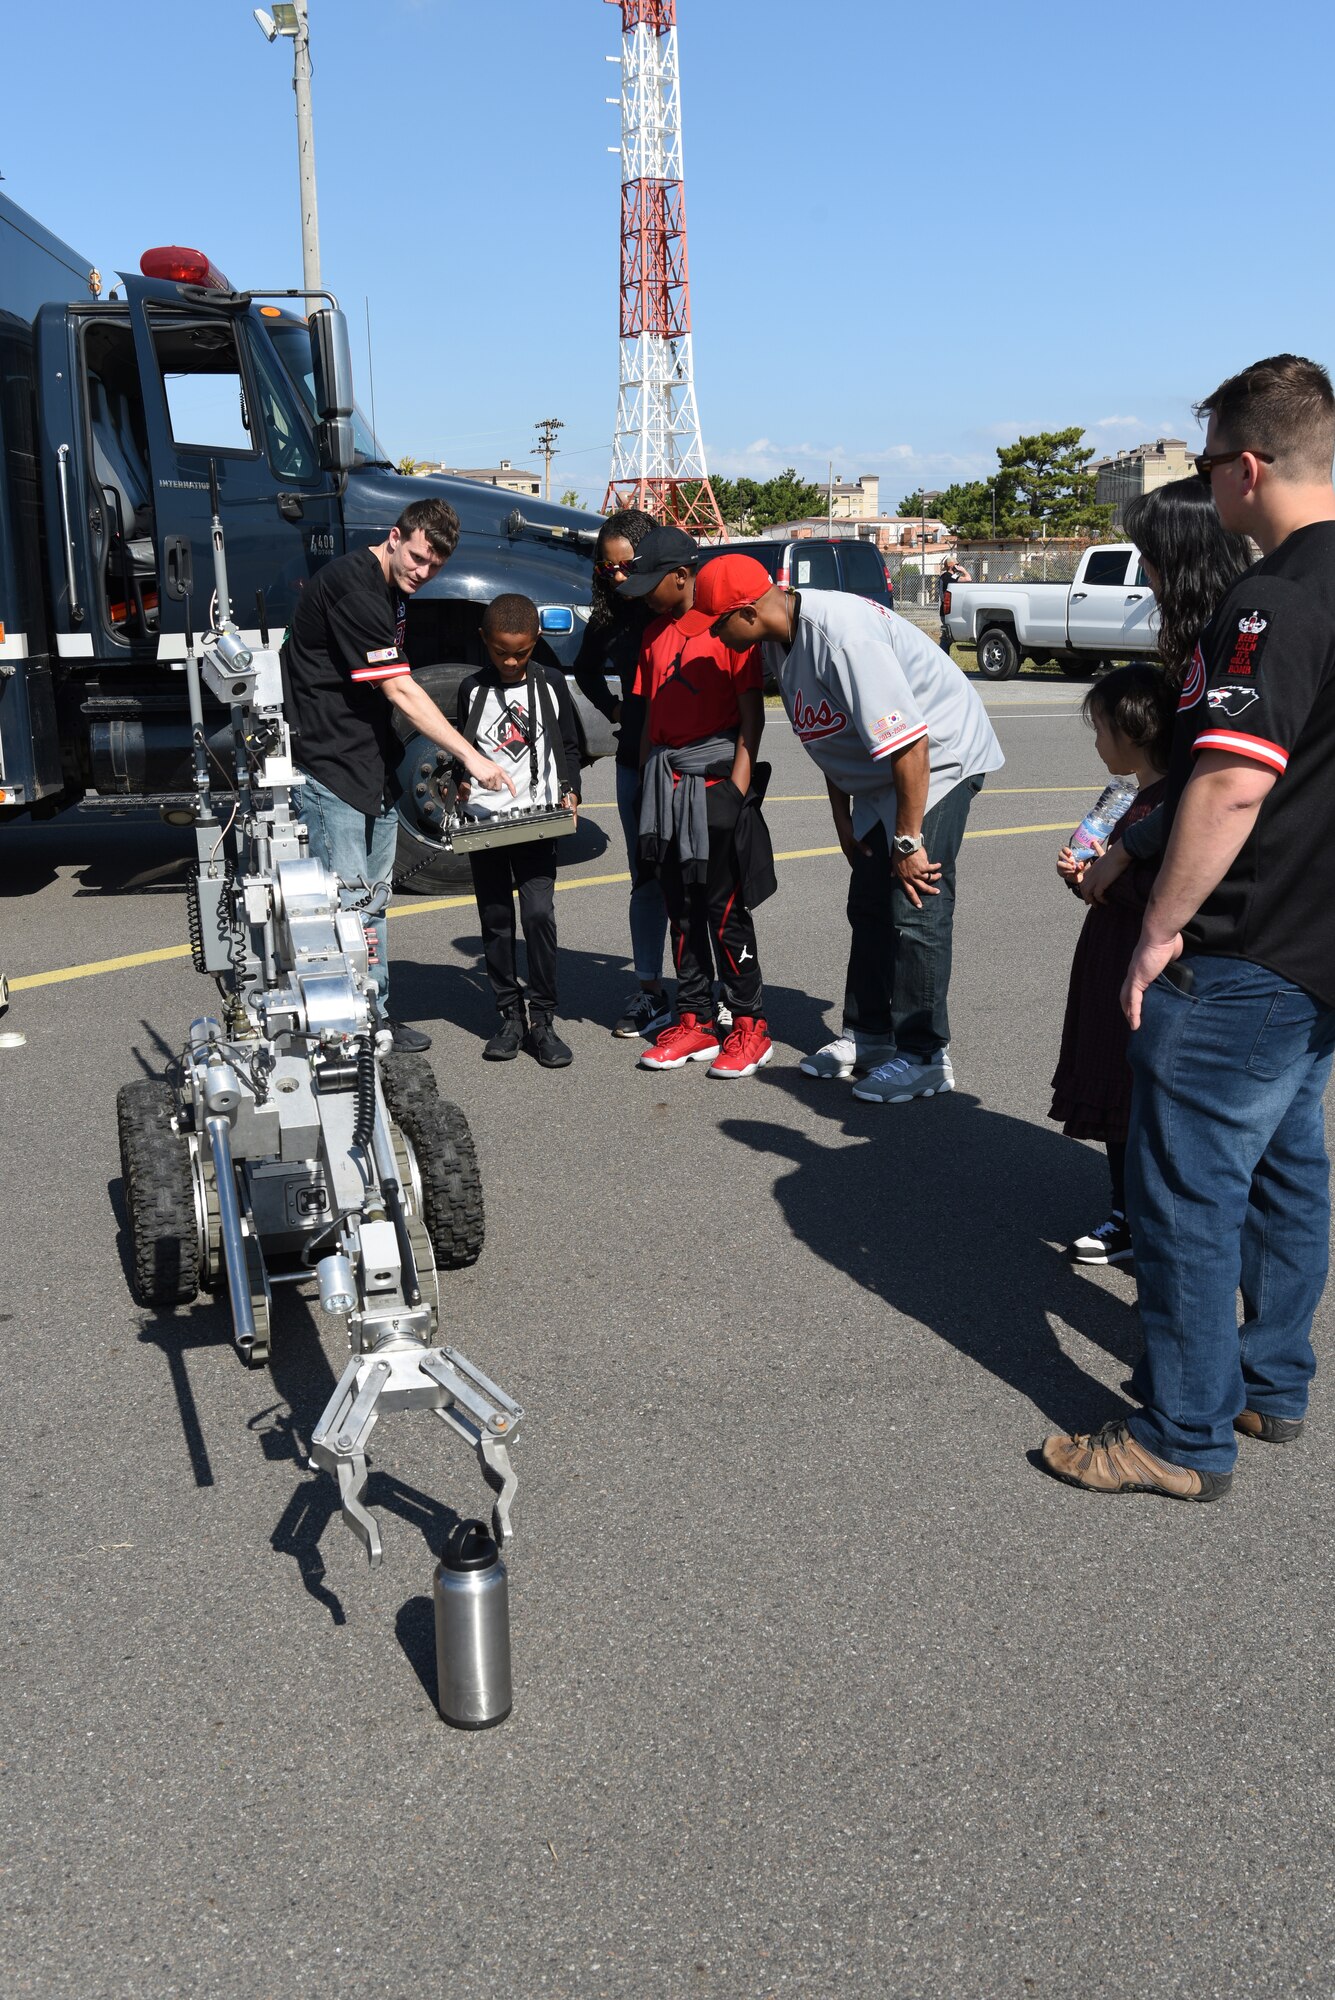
[892,833,924,858]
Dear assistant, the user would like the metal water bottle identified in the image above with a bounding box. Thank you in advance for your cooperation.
[433,1518,512,1729]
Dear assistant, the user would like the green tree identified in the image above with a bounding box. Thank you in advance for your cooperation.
[559,488,582,509]
[897,489,931,518]
[396,454,419,477]
[934,478,1022,539]
[711,467,828,534]
[994,428,1112,536]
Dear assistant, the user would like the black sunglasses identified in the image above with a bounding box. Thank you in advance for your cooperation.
[1194,448,1275,482]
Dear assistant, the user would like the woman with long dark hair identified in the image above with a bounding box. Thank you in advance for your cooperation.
[1122,476,1252,683]
[1048,478,1250,1264]
[571,508,674,1038]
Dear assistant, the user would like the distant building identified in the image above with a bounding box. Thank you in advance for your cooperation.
[416,457,541,497]
[824,474,880,521]
[1091,438,1194,524]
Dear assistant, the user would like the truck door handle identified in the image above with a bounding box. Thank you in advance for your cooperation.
[277,492,305,522]
[1125,592,1144,601]
[1071,591,1087,601]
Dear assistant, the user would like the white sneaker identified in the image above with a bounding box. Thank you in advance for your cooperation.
[798,1035,896,1079]
[800,1036,856,1078]
[852,1050,955,1104]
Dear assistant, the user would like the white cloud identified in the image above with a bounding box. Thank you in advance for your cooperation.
[1093,414,1144,430]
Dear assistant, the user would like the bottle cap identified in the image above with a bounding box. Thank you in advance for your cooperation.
[442,1518,499,1572]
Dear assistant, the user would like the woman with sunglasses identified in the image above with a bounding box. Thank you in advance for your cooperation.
[572,508,675,1038]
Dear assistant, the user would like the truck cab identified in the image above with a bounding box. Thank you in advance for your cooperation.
[0,196,609,840]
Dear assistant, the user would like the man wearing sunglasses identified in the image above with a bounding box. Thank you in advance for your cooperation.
[1043,353,1335,1503]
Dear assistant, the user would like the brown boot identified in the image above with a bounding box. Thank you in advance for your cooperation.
[1234,1409,1305,1444]
[1041,1418,1231,1501]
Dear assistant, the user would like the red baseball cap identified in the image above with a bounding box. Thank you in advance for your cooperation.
[677,554,775,637]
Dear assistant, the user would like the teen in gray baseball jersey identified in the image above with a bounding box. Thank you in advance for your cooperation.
[681,557,1002,1100]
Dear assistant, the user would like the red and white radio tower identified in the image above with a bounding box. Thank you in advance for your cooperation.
[602,1,725,534]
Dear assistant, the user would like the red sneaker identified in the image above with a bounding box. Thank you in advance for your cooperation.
[707,1016,773,1079]
[638,1013,721,1070]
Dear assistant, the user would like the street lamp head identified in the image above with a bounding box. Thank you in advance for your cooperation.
[253,4,298,40]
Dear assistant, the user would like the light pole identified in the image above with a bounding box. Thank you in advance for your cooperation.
[253,3,321,293]
[535,417,564,502]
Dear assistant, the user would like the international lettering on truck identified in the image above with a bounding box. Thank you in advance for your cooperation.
[0,193,612,885]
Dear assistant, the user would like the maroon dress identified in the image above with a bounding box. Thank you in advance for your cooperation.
[1048,779,1166,1145]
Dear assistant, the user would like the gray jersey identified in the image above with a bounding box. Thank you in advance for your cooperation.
[763,590,1004,838]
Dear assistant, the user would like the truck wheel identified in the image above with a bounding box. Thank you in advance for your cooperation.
[391,663,474,894]
[1058,655,1092,679]
[976,627,1021,680]
[117,1080,200,1307]
[380,1056,485,1269]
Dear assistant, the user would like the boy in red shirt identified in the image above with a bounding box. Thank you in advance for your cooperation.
[618,526,773,1078]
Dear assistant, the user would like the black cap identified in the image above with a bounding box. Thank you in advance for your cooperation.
[442,1518,499,1572]
[616,524,700,598]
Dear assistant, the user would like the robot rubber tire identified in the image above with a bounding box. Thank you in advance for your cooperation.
[117,1079,201,1307]
[380,1054,485,1270]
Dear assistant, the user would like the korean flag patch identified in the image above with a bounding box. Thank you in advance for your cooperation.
[1223,610,1268,681]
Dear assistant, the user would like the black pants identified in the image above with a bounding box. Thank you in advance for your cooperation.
[842,775,983,1057]
[657,783,762,1020]
[469,839,559,1017]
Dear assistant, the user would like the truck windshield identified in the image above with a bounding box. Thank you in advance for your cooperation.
[265,319,391,468]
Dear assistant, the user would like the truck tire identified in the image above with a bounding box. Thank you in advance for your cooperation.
[390,663,473,893]
[380,1054,485,1269]
[117,1079,200,1307]
[976,627,1021,681]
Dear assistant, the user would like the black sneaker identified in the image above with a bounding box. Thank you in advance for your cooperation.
[1068,1213,1133,1265]
[389,1020,432,1054]
[525,1014,573,1068]
[613,989,673,1039]
[483,1010,526,1061]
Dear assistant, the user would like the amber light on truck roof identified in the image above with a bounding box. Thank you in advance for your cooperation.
[139,246,232,291]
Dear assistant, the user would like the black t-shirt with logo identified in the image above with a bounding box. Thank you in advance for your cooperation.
[281,547,409,815]
[1164,520,1335,1005]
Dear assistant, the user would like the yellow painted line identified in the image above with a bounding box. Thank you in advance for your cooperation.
[8,819,1075,991]
[9,942,193,990]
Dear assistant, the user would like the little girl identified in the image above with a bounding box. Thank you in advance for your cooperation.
[1049,664,1176,1265]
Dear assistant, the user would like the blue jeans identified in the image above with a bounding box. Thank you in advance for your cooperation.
[842,774,984,1057]
[616,760,668,985]
[1126,954,1335,1472]
[296,775,398,1008]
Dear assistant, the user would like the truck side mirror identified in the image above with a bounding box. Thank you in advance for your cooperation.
[309,308,355,474]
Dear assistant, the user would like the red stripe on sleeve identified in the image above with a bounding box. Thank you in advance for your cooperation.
[1192,729,1288,774]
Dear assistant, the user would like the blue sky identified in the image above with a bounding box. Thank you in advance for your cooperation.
[7,0,1335,510]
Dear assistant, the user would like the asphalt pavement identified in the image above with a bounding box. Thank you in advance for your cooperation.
[2,669,1332,1999]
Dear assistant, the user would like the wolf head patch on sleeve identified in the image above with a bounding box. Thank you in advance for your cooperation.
[1224,611,1269,680]
[1206,683,1261,720]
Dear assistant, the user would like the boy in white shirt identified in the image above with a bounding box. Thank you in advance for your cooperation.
[454,595,582,1066]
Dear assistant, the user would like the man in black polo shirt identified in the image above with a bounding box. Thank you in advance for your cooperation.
[1043,354,1335,1502]
[284,498,513,1052]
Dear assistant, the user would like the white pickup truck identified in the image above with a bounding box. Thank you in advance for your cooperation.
[941,543,1159,680]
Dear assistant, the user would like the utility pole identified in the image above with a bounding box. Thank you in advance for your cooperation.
[535,417,564,502]
[828,461,834,533]
[921,489,927,606]
[253,2,321,293]
[292,0,320,292]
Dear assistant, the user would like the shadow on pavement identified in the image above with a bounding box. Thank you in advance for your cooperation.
[721,1076,1138,1435]
[391,937,838,1057]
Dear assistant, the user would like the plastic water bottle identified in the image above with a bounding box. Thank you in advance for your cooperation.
[1071,777,1137,860]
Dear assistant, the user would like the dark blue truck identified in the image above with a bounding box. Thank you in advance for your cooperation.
[0,193,610,885]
